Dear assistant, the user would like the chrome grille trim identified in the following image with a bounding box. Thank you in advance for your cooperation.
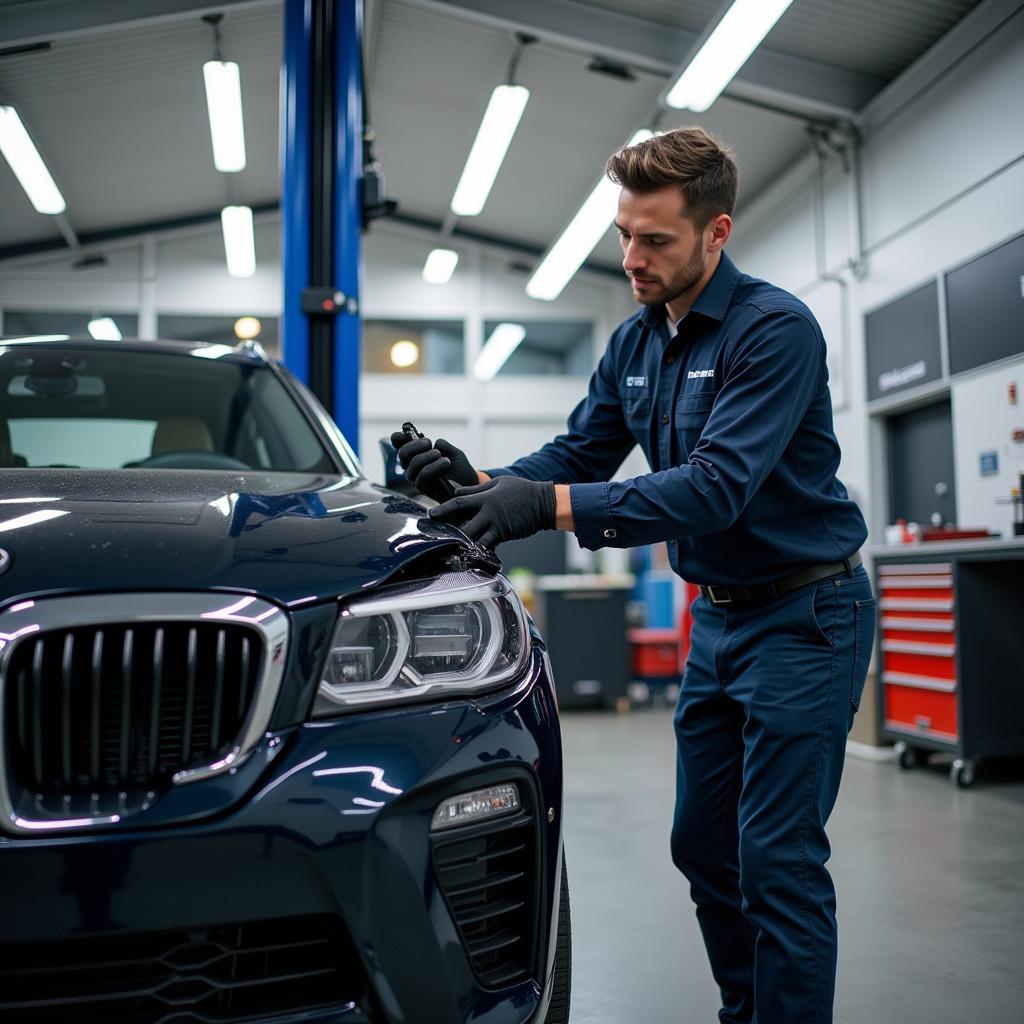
[0,592,289,835]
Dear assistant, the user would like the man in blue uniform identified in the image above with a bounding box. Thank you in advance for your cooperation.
[392,126,875,1024]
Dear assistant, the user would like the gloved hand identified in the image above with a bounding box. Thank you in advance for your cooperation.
[429,476,556,549]
[389,432,478,503]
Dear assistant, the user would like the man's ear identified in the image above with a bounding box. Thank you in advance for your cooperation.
[706,213,732,253]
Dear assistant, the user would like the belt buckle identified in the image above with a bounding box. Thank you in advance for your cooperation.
[705,585,733,606]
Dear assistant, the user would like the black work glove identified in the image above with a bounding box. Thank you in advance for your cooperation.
[429,476,556,549]
[389,432,478,503]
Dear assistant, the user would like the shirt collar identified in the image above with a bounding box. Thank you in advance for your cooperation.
[637,250,741,329]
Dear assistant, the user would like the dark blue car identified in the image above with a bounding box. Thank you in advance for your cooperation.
[0,336,570,1024]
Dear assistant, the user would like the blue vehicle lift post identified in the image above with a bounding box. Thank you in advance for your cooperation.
[281,0,363,455]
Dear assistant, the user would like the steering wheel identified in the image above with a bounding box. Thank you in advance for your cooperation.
[126,450,252,471]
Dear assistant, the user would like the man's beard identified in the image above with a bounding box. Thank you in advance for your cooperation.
[629,240,706,307]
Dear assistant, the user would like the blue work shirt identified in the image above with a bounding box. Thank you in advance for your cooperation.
[489,251,867,586]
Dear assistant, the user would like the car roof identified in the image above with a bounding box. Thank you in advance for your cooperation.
[0,335,271,364]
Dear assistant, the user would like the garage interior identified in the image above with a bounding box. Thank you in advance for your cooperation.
[1,0,1023,1022]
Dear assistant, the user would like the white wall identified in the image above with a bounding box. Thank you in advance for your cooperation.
[154,221,282,315]
[0,213,283,340]
[952,364,1024,536]
[728,0,1024,540]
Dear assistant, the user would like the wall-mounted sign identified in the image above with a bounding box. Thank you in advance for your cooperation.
[979,450,999,477]
[947,232,1024,376]
[865,281,942,403]
[878,360,928,393]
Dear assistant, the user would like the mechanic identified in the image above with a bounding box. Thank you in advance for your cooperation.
[392,125,873,1024]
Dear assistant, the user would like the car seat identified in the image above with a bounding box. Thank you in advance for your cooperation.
[151,416,215,455]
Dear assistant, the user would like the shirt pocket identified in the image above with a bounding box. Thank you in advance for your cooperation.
[675,390,717,453]
[622,386,651,439]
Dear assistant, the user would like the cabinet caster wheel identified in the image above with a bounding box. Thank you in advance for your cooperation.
[951,759,976,789]
[895,742,917,771]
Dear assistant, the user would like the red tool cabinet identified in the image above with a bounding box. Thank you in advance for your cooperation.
[874,541,1024,787]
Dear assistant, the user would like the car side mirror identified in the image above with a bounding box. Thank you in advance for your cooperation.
[379,437,418,496]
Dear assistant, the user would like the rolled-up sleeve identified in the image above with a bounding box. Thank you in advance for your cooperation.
[571,308,825,549]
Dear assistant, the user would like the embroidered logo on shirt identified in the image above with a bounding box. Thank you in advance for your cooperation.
[687,369,715,380]
[626,376,647,387]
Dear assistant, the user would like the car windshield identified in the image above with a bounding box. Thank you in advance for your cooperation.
[0,344,340,473]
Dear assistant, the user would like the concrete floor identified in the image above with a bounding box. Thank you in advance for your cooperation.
[560,707,1024,1024]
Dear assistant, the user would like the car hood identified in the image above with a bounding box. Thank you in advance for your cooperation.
[0,469,483,606]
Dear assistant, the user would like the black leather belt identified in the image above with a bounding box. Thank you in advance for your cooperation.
[698,552,863,606]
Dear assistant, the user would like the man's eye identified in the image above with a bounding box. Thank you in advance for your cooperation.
[648,239,666,247]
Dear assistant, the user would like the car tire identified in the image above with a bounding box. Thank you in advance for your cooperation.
[543,856,572,1024]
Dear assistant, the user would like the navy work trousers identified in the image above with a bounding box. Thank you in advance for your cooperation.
[671,566,876,1024]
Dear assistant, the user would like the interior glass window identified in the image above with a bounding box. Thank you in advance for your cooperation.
[3,310,140,339]
[480,320,593,377]
[157,314,280,358]
[363,320,465,374]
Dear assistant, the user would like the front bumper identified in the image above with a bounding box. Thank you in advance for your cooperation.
[0,647,563,1024]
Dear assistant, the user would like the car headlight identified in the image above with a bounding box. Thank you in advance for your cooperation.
[313,570,531,714]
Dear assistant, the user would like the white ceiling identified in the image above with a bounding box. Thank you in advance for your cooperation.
[0,3,282,253]
[0,0,988,272]
[368,0,812,267]
[572,0,981,79]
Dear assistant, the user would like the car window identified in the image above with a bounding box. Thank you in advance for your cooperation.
[9,417,156,468]
[235,370,333,472]
[0,345,342,473]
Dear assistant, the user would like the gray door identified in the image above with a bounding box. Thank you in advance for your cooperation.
[887,399,956,526]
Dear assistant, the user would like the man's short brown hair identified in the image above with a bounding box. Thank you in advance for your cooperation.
[606,125,739,228]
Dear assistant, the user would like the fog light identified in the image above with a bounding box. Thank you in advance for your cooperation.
[431,783,521,832]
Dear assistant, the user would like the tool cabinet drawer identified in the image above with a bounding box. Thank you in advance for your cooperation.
[877,562,952,580]
[877,562,954,612]
[881,643,957,680]
[883,682,959,742]
[881,615,955,644]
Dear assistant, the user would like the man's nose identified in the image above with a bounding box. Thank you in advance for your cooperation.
[622,241,645,272]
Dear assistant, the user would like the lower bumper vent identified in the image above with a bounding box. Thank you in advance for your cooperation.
[0,914,364,1023]
[433,804,540,989]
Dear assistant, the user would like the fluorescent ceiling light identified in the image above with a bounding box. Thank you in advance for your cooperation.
[526,129,654,302]
[474,323,526,381]
[221,205,256,278]
[666,0,796,112]
[450,84,529,217]
[0,105,66,215]
[87,317,122,341]
[422,248,459,284]
[203,60,246,172]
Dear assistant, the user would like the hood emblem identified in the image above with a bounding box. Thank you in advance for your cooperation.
[0,549,9,576]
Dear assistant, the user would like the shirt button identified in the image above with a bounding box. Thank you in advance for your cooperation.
[666,355,674,364]
[661,414,670,424]
[602,527,617,539]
